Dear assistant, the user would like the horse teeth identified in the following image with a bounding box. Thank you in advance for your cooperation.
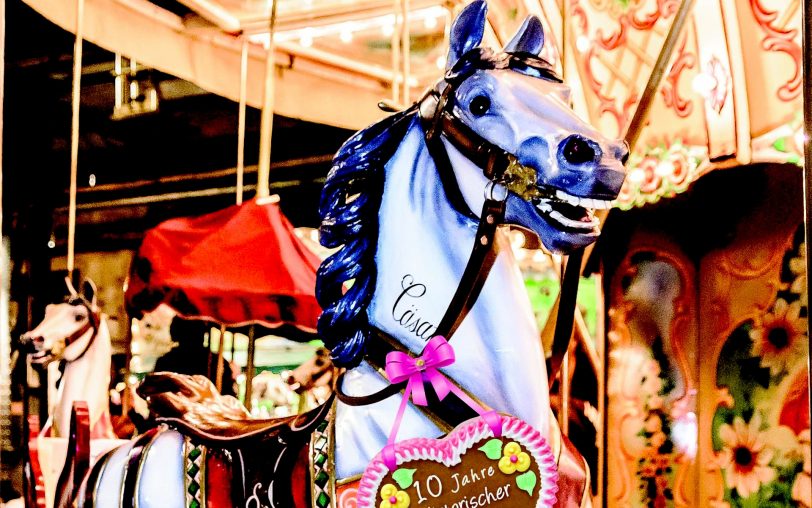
[553,190,613,210]
[549,211,596,230]
[554,190,578,206]
[535,200,553,213]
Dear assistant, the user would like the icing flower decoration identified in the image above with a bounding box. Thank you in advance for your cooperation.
[380,484,410,508]
[498,442,531,474]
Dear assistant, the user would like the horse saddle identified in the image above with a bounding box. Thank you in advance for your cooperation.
[138,372,333,508]
[138,371,333,444]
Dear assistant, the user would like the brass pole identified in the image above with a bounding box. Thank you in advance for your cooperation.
[801,0,811,464]
[205,328,212,380]
[595,274,607,507]
[67,0,86,273]
[215,324,226,393]
[236,38,249,205]
[558,348,570,435]
[230,326,237,362]
[391,0,401,104]
[400,0,410,104]
[256,1,278,199]
[0,0,7,458]
[244,324,256,411]
[623,0,695,151]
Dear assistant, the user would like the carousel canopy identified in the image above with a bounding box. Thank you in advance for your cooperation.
[20,0,803,208]
[125,197,322,329]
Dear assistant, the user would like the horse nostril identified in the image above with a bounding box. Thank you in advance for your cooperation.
[562,136,596,165]
[619,141,630,165]
[20,335,41,352]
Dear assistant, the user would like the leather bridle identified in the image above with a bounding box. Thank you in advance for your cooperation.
[336,49,583,426]
[32,296,101,364]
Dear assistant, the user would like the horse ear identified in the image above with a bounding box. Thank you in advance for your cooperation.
[81,279,98,307]
[65,276,78,297]
[503,15,545,55]
[446,0,488,70]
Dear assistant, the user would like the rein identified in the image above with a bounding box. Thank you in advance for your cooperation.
[336,54,582,424]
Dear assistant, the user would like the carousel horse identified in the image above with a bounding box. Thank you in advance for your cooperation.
[21,278,117,441]
[20,278,121,508]
[317,2,624,505]
[252,348,337,416]
[68,3,625,507]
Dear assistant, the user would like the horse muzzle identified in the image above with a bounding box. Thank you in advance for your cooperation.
[20,333,59,364]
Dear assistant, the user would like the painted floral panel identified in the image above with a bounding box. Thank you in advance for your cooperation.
[712,226,810,508]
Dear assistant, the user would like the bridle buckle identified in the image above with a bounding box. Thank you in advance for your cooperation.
[485,181,508,202]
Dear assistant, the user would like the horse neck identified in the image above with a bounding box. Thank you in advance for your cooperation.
[49,318,113,439]
[367,121,550,436]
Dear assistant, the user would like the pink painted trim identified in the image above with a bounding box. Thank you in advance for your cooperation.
[356,415,558,508]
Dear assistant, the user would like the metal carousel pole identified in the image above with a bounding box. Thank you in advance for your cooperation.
[236,37,249,206]
[801,0,812,462]
[256,0,278,199]
[67,0,85,277]
[0,0,9,483]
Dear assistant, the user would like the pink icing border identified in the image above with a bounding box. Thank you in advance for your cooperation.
[356,415,559,507]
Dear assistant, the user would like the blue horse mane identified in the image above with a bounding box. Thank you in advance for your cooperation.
[316,106,418,367]
[316,48,560,367]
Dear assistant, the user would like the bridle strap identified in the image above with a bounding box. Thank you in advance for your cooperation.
[434,198,505,338]
[336,196,505,408]
[547,248,583,388]
[420,89,479,220]
[435,109,513,181]
[58,298,101,362]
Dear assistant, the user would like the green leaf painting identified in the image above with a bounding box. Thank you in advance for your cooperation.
[516,471,537,496]
[478,439,503,460]
[392,468,416,490]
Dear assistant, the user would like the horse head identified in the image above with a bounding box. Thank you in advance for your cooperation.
[21,277,101,365]
[434,0,627,252]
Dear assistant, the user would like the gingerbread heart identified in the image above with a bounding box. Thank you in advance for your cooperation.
[357,415,558,508]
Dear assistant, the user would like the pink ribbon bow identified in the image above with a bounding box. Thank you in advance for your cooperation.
[385,336,455,406]
[381,336,502,470]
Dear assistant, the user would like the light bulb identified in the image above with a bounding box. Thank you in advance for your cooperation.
[576,35,591,53]
[340,26,353,43]
[691,73,716,97]
[300,28,314,48]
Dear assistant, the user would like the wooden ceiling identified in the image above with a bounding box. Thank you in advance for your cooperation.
[4,0,353,259]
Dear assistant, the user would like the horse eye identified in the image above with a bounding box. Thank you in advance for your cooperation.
[469,95,490,117]
[75,313,85,322]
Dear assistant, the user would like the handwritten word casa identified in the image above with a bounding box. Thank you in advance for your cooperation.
[391,274,438,340]
[413,467,512,508]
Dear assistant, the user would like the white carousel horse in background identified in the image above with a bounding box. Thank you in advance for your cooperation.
[22,278,115,440]
[252,347,338,417]
[129,304,176,375]
[21,278,124,508]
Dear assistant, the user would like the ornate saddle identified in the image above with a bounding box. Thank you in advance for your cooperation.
[138,371,334,508]
[138,371,333,443]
